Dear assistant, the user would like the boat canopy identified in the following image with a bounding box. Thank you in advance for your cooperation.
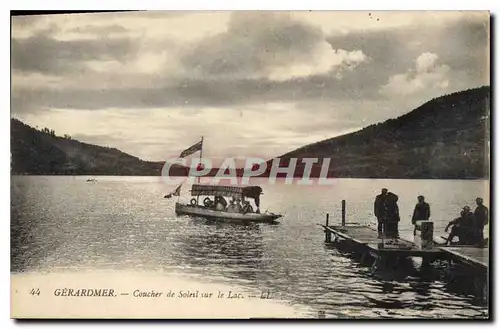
[190,184,263,206]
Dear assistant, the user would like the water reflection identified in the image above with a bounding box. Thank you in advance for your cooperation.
[174,217,265,284]
[11,179,65,272]
[409,280,432,297]
[324,240,488,317]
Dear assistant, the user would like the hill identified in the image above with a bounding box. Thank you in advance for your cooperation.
[10,119,167,175]
[267,86,490,179]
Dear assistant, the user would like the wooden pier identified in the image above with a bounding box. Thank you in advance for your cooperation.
[321,223,489,271]
[321,224,444,261]
[319,200,489,303]
[320,200,489,271]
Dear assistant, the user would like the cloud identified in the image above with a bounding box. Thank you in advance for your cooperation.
[268,48,369,81]
[11,12,488,114]
[68,24,130,36]
[10,72,383,114]
[11,30,138,74]
[180,12,369,82]
[327,13,489,96]
[380,52,450,96]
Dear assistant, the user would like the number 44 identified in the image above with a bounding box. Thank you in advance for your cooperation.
[29,288,40,296]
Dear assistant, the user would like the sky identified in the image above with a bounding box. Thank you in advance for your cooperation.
[11,11,490,162]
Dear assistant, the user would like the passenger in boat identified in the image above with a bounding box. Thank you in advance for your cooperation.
[412,195,430,235]
[214,196,227,211]
[203,197,214,208]
[444,206,475,245]
[374,188,389,235]
[226,199,235,213]
[473,198,489,247]
[242,201,254,214]
[234,199,243,213]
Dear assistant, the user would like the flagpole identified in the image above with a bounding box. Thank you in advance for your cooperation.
[196,136,203,205]
[198,136,203,184]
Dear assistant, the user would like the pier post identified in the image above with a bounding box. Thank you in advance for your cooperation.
[421,221,434,249]
[325,214,331,243]
[341,200,346,226]
[414,221,434,249]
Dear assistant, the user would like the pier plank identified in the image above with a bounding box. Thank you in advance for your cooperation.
[321,224,489,269]
[327,225,381,245]
[322,225,443,258]
[440,247,489,268]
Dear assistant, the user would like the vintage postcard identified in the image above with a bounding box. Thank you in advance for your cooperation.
[10,10,490,319]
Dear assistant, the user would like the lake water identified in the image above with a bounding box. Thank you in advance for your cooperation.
[10,176,489,319]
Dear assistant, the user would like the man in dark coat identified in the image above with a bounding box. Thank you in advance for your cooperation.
[385,192,400,238]
[473,197,489,247]
[412,195,431,235]
[374,188,389,235]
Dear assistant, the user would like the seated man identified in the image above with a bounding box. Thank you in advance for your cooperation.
[444,217,463,245]
[214,196,227,211]
[233,199,243,213]
[226,200,236,213]
[242,201,254,214]
[444,206,475,245]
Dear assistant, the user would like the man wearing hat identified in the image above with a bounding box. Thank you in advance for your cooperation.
[374,188,389,236]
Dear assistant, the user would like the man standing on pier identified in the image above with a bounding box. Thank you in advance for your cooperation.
[374,188,389,236]
[474,197,489,247]
[385,192,400,238]
[412,195,430,235]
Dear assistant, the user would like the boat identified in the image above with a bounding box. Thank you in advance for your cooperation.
[171,137,282,223]
[175,184,282,223]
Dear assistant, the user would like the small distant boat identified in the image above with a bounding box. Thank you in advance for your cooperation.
[86,178,97,183]
[175,184,282,223]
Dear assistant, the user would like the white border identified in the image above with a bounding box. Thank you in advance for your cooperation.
[2,1,497,328]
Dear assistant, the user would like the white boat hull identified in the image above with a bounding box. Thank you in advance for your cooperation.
[175,203,282,223]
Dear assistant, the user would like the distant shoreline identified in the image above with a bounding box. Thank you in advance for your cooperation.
[10,174,489,181]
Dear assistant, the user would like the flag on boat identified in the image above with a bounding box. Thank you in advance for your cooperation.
[179,139,203,158]
[172,184,182,196]
[164,184,182,198]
